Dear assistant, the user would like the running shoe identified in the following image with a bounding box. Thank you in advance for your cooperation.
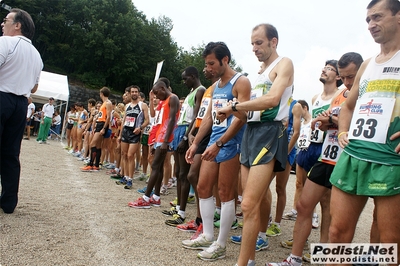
[214,218,238,229]
[280,238,309,250]
[213,210,220,222]
[169,197,178,207]
[230,235,242,244]
[187,195,195,204]
[124,180,133,189]
[166,181,174,189]
[162,206,177,216]
[312,214,319,229]
[149,196,161,207]
[302,253,310,262]
[128,197,150,209]
[266,223,282,237]
[190,223,203,240]
[137,186,147,194]
[105,163,115,169]
[165,214,185,226]
[236,212,243,218]
[80,165,93,172]
[197,241,226,261]
[231,235,269,251]
[91,166,100,172]
[177,220,198,232]
[137,173,147,181]
[160,185,169,195]
[115,177,127,185]
[267,257,302,266]
[255,236,269,252]
[110,173,123,180]
[107,168,118,175]
[182,234,213,250]
[282,210,297,221]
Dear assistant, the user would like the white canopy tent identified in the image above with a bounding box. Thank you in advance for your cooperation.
[31,71,69,139]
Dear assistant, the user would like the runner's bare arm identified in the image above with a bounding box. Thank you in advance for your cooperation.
[234,57,294,112]
[288,103,302,154]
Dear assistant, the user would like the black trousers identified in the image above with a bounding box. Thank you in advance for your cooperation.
[0,91,27,213]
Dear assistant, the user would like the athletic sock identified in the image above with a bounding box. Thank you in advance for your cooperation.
[178,210,185,219]
[152,194,160,201]
[90,147,96,166]
[216,199,235,248]
[258,231,267,241]
[176,205,180,212]
[142,195,150,202]
[199,196,215,241]
[288,254,302,266]
[95,148,102,167]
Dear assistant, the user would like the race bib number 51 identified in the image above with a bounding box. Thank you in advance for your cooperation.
[348,97,395,144]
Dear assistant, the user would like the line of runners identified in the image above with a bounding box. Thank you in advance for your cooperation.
[66,2,400,264]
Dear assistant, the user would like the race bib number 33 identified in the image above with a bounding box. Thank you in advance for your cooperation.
[348,97,395,144]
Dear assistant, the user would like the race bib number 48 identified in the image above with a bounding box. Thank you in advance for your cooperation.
[348,97,395,144]
[321,129,343,163]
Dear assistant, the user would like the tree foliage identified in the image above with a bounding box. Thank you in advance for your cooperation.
[1,0,243,98]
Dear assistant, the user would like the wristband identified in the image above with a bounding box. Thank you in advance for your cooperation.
[338,131,348,139]
[231,101,239,112]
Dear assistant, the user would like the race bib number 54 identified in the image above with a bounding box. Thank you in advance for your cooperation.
[348,97,395,144]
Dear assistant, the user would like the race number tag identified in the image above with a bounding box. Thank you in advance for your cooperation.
[309,128,324,143]
[125,116,136,127]
[196,97,210,120]
[155,108,164,125]
[212,98,228,127]
[177,103,189,124]
[321,129,343,163]
[348,97,395,144]
[143,125,151,135]
[247,88,263,122]
[298,124,311,149]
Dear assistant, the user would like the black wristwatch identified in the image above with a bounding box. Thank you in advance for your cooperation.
[231,101,239,112]
[216,140,224,148]
[329,113,333,124]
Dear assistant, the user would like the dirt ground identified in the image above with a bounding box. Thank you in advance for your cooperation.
[0,138,374,266]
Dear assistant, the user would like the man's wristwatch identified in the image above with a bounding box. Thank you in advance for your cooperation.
[231,101,239,112]
[329,113,333,124]
[216,140,224,148]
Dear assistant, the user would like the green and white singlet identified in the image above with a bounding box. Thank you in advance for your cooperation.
[248,56,293,124]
